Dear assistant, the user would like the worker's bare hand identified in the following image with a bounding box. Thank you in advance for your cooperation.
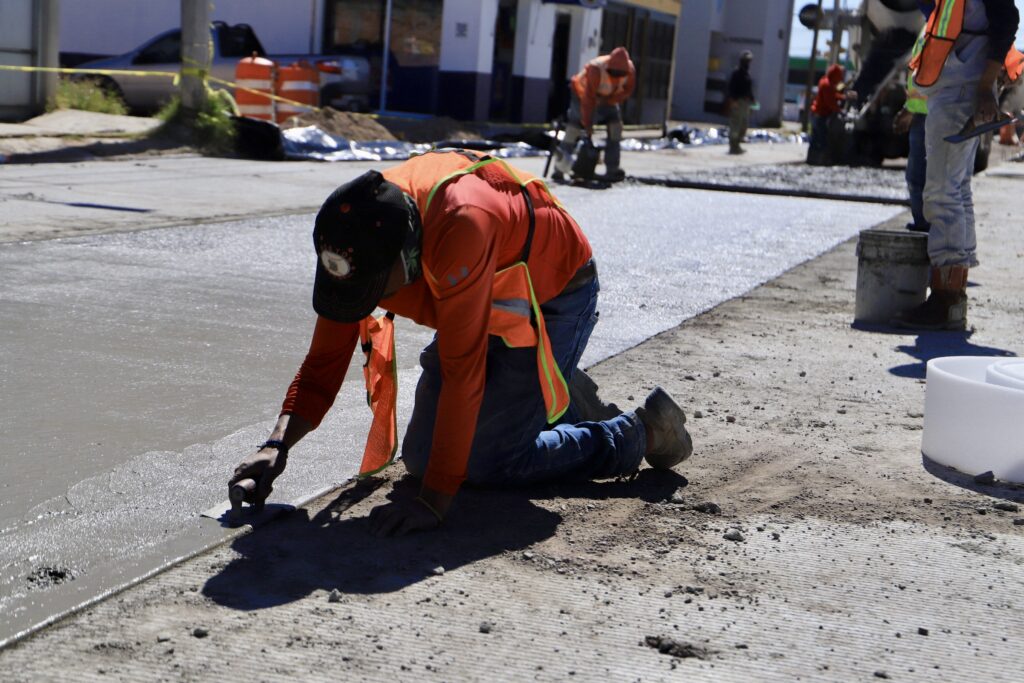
[230,445,288,508]
[367,497,441,537]
[974,90,1001,126]
[893,108,913,135]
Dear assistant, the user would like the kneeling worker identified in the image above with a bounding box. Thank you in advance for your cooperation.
[230,151,693,536]
[554,47,636,181]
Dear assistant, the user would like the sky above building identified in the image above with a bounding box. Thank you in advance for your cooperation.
[788,1,1024,58]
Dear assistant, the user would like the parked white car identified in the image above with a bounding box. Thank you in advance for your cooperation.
[77,22,371,113]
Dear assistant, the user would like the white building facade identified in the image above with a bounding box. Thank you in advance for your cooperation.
[670,0,795,127]
[55,1,721,125]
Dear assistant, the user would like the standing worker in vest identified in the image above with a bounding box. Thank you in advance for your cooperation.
[892,1,936,233]
[892,0,1020,330]
[553,47,636,182]
[229,151,693,536]
[726,51,757,155]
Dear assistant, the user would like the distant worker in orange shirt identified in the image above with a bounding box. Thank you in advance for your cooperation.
[807,64,856,165]
[554,47,636,182]
[230,151,693,536]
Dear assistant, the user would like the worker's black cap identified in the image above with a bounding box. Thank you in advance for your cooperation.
[311,170,410,322]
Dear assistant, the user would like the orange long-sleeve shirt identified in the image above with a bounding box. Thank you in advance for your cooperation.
[281,153,592,495]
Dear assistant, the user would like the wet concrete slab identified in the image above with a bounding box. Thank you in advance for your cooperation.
[0,179,899,645]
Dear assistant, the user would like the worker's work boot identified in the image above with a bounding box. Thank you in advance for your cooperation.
[636,387,693,470]
[568,369,622,422]
[891,264,968,331]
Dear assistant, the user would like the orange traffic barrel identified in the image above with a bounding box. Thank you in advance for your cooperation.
[275,61,320,122]
[235,55,276,121]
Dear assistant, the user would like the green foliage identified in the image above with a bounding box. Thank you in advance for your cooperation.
[48,78,128,116]
[158,88,239,155]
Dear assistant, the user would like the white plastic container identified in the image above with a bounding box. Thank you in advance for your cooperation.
[922,357,1024,483]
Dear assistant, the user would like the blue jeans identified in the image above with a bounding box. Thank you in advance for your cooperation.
[402,272,646,487]
[555,92,624,175]
[906,113,929,230]
[923,85,978,267]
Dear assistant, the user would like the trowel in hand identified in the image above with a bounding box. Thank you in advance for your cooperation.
[944,116,1017,143]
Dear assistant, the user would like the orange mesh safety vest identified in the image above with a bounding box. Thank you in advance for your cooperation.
[356,151,572,476]
[910,0,1023,87]
[571,55,628,100]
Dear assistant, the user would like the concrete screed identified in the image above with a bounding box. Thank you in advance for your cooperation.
[1,145,1023,681]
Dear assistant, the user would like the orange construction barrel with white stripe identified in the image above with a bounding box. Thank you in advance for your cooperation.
[235,55,276,121]
[275,61,320,122]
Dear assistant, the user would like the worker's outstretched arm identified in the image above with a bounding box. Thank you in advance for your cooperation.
[229,315,360,508]
[229,412,312,506]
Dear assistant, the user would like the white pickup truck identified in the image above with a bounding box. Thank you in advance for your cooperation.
[77,22,371,113]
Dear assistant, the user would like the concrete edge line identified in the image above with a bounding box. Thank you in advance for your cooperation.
[0,480,348,653]
[631,175,911,207]
[0,206,324,245]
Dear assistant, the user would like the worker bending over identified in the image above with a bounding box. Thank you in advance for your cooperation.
[231,151,693,536]
[554,47,636,182]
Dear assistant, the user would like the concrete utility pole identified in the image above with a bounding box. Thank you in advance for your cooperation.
[802,0,824,132]
[380,0,393,112]
[828,0,843,65]
[180,0,211,117]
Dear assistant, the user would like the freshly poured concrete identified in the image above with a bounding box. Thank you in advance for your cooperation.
[0,183,898,644]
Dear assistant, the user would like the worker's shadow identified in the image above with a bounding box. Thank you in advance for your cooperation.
[889,331,1015,379]
[202,468,684,611]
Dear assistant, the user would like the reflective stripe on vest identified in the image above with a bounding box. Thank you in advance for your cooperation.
[909,0,965,87]
[355,152,574,476]
[420,154,571,424]
[357,312,398,476]
[909,0,1024,87]
[572,55,627,101]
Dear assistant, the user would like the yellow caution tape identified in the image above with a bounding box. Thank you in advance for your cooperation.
[0,63,322,116]
[0,63,661,132]
[0,64,177,78]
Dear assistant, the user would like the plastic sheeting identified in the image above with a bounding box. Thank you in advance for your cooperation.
[281,126,546,162]
[278,124,805,163]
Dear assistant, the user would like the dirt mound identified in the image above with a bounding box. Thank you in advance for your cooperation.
[282,109,396,141]
[281,108,484,143]
[376,115,483,143]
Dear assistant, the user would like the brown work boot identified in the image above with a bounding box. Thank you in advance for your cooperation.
[891,264,968,331]
[636,387,693,470]
[568,369,622,422]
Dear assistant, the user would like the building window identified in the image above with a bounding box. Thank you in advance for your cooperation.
[322,0,442,113]
[323,0,441,68]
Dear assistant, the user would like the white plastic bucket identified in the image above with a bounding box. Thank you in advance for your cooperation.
[922,357,1024,482]
[854,229,929,325]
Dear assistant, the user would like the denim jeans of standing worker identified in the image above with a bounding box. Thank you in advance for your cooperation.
[402,270,647,487]
[555,92,624,177]
[923,83,981,268]
[906,113,930,231]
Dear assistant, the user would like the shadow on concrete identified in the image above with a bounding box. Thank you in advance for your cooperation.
[922,455,1024,504]
[3,135,190,165]
[888,331,1016,379]
[202,468,685,611]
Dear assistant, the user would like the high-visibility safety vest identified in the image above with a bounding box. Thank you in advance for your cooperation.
[910,0,1024,87]
[572,55,629,101]
[356,151,572,476]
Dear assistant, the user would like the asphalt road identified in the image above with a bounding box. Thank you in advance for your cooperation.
[0,163,899,645]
